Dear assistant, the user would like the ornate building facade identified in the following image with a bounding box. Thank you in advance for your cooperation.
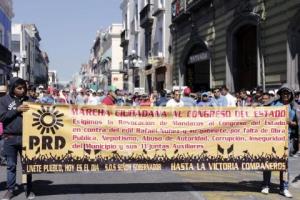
[171,0,300,92]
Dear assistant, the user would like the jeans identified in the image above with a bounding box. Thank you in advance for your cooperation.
[263,171,289,190]
[3,135,32,191]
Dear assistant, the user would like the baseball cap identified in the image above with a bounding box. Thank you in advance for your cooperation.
[183,87,191,95]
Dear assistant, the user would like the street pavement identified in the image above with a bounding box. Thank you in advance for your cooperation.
[0,157,300,200]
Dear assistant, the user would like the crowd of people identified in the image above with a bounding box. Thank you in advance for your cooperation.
[0,77,299,199]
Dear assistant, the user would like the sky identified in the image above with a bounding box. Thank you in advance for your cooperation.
[13,0,122,83]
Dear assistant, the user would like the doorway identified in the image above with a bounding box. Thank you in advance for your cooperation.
[234,25,257,90]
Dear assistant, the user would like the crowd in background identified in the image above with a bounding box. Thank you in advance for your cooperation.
[22,84,300,110]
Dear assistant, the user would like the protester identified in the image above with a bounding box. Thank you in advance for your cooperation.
[221,85,236,107]
[40,90,55,104]
[210,88,228,107]
[181,87,196,106]
[155,90,168,106]
[102,86,117,105]
[261,84,296,198]
[166,90,184,107]
[197,92,211,107]
[237,89,252,106]
[0,77,35,200]
[87,91,99,105]
[27,86,38,103]
[260,92,271,106]
[75,89,85,105]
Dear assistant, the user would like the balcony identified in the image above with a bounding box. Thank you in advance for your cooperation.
[0,44,12,65]
[153,0,165,16]
[140,4,154,29]
[172,0,212,21]
[120,29,129,47]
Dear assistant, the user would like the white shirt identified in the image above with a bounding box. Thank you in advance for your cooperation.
[224,93,237,107]
[87,96,99,105]
[166,99,184,107]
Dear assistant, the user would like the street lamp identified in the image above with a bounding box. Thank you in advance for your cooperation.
[124,50,143,91]
[12,55,25,77]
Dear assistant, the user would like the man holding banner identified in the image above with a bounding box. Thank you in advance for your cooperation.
[0,78,35,200]
[261,84,297,198]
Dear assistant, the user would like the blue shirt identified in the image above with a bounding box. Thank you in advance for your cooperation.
[271,100,297,135]
[210,96,228,107]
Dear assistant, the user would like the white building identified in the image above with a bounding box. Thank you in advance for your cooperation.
[120,0,172,93]
[48,70,58,87]
[90,24,124,91]
[11,24,49,86]
[120,0,145,93]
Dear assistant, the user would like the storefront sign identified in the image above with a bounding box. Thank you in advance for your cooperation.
[22,104,288,174]
[188,52,209,64]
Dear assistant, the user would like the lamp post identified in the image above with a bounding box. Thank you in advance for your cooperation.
[12,55,25,78]
[124,50,143,92]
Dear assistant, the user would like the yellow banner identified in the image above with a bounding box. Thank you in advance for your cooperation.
[22,103,289,173]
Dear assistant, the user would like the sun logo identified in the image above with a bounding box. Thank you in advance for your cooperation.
[32,105,64,135]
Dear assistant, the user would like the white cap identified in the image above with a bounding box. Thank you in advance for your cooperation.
[246,91,250,95]
[268,90,275,95]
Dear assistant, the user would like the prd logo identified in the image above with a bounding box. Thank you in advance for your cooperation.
[32,105,64,135]
[30,105,66,151]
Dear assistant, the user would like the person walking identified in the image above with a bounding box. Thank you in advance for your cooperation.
[0,77,35,200]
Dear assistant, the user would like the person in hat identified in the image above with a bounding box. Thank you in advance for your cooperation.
[181,87,196,106]
[0,78,35,200]
[261,84,296,198]
[197,92,211,107]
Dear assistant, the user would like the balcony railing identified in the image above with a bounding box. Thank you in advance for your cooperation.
[120,29,129,47]
[172,0,211,21]
[140,3,154,28]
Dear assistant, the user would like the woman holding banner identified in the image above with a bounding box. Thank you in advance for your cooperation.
[261,84,297,198]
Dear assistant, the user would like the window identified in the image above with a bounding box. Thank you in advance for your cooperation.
[11,40,20,53]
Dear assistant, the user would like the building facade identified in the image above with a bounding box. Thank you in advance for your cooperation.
[90,24,123,91]
[121,0,173,93]
[120,0,145,93]
[11,24,49,86]
[48,70,58,87]
[171,0,300,92]
[0,0,13,92]
[140,0,172,93]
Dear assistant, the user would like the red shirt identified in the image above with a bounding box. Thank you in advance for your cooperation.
[102,95,115,105]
